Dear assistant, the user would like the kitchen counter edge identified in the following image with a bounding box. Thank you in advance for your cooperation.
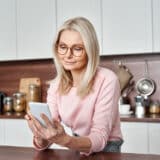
[1,113,160,122]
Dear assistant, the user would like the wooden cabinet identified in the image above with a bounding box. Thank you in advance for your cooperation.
[1,0,160,60]
[121,122,160,155]
[102,0,152,55]
[152,0,160,52]
[56,0,102,53]
[0,0,56,61]
[0,120,5,145]
[4,119,33,147]
[1,119,160,154]
[0,0,16,61]
[0,119,70,149]
[148,123,160,154]
[121,122,148,154]
[55,0,160,55]
[16,0,56,59]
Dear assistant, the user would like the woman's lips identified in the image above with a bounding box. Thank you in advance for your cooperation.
[64,61,76,64]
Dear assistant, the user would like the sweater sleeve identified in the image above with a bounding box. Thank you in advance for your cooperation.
[86,75,120,154]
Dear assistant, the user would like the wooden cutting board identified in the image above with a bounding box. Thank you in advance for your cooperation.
[19,77,41,95]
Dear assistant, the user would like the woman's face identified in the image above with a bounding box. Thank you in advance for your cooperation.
[57,30,88,73]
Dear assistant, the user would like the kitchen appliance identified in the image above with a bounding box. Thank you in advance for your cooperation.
[0,91,6,114]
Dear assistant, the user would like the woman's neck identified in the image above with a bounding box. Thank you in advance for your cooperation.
[71,69,85,87]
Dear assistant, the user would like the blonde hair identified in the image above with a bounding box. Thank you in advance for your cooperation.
[53,17,100,97]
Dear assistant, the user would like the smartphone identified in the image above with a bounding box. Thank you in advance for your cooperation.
[28,102,52,126]
[28,102,73,137]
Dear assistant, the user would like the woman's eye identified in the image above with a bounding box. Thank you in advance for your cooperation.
[74,47,83,51]
[60,45,67,49]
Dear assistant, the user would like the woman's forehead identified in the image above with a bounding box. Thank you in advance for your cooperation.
[59,30,84,45]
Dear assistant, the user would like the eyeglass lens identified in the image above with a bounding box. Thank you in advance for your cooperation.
[57,43,84,57]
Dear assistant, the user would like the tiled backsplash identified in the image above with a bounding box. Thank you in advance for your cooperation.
[0,53,160,107]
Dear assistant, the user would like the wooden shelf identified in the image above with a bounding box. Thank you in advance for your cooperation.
[0,112,25,119]
[120,114,160,123]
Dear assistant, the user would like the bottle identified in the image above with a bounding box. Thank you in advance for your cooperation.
[0,92,6,114]
[135,95,145,117]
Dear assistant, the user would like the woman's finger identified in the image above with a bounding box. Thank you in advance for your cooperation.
[53,119,59,128]
[27,113,46,136]
[41,113,54,128]
[24,114,31,120]
[54,120,63,130]
[25,116,39,137]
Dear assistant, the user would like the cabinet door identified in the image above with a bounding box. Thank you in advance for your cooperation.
[102,0,152,55]
[0,120,5,145]
[4,119,33,147]
[17,0,56,59]
[152,0,160,52]
[0,0,16,60]
[148,123,160,154]
[121,122,148,154]
[57,0,102,53]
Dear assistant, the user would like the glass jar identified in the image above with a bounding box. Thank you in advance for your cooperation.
[28,84,41,102]
[3,97,13,112]
[13,92,26,112]
[149,102,160,114]
[26,84,41,112]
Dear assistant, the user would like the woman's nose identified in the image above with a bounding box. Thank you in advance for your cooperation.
[65,48,73,57]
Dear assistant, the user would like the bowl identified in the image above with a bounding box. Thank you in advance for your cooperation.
[119,104,131,114]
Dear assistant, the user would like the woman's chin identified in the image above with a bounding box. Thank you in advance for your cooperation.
[63,65,76,71]
[63,65,83,71]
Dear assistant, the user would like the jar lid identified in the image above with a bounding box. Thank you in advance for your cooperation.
[4,96,13,101]
[29,84,39,88]
[150,101,160,107]
[13,92,26,97]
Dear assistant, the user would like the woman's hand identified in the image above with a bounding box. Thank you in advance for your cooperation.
[25,113,70,147]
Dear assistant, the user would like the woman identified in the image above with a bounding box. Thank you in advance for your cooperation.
[25,17,123,155]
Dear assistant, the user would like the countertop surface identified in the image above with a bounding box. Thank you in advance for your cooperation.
[120,113,160,123]
[0,146,160,160]
[0,112,25,119]
[1,112,160,123]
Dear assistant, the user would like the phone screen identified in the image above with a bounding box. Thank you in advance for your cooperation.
[28,102,52,126]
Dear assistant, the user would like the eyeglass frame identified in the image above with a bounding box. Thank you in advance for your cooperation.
[56,42,85,57]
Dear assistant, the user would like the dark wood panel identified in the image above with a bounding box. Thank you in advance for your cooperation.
[0,59,56,102]
[0,53,160,107]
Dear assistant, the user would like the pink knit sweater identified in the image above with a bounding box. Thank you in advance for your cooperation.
[47,67,122,153]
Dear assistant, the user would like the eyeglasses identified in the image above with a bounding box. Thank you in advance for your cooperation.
[57,43,85,57]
